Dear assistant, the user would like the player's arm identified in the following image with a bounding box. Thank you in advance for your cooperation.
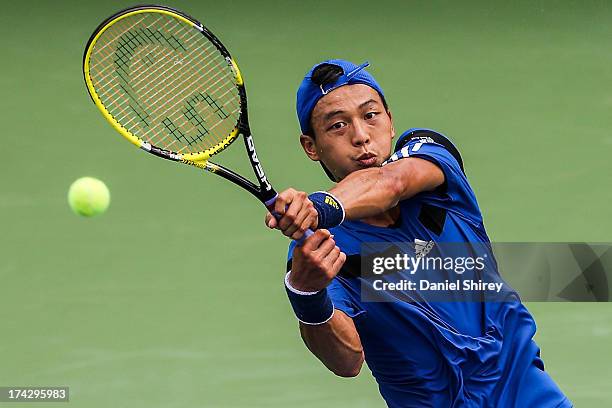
[329,157,444,220]
[264,158,443,238]
[287,229,364,377]
[299,310,364,377]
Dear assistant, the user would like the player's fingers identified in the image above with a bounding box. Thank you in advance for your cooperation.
[322,245,341,265]
[283,222,301,239]
[265,212,277,229]
[279,192,307,232]
[302,229,331,251]
[330,251,347,275]
[273,188,296,216]
[288,211,309,240]
[314,235,336,258]
[302,209,319,231]
[289,213,314,240]
[280,205,304,238]
[290,228,306,241]
[320,246,343,276]
[292,200,311,227]
[285,200,313,239]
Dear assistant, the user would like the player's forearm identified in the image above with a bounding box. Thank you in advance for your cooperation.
[329,165,402,220]
[299,311,364,377]
[329,158,444,220]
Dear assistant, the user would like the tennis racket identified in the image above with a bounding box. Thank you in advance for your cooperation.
[83,5,312,241]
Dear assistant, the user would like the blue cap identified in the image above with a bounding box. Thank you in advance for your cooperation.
[296,59,385,134]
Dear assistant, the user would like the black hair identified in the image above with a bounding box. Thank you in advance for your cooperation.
[311,63,344,88]
[306,63,390,181]
[308,64,389,136]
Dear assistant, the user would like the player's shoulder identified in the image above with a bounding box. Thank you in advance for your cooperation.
[389,128,465,174]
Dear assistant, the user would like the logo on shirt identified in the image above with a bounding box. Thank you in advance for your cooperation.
[409,136,435,153]
[409,136,435,144]
[414,239,435,258]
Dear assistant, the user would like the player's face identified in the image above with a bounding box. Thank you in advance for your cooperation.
[301,84,395,181]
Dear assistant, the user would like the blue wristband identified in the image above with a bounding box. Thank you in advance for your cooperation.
[308,191,345,230]
[284,272,334,325]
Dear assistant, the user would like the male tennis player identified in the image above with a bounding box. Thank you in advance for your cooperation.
[265,59,571,407]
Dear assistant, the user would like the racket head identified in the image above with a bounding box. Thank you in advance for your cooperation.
[83,5,247,162]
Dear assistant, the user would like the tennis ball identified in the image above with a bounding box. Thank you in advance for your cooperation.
[67,177,110,217]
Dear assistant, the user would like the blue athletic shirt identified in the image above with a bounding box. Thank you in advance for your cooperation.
[286,129,572,407]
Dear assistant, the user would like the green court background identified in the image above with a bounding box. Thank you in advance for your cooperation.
[1,0,611,406]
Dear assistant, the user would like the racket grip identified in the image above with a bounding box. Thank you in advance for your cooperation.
[266,195,314,246]
[270,211,314,246]
[295,229,314,246]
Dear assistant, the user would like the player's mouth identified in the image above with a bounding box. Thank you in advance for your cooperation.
[355,152,377,167]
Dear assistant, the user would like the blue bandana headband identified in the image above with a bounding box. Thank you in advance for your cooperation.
[296,59,385,135]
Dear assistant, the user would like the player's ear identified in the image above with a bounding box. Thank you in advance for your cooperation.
[300,134,320,161]
[387,109,395,140]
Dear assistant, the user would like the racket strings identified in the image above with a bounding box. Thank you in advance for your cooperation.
[94,14,238,150]
[88,12,241,155]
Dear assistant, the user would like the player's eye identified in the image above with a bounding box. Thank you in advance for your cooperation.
[328,121,347,131]
[364,111,379,120]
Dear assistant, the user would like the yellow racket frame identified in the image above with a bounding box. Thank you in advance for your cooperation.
[83,7,245,162]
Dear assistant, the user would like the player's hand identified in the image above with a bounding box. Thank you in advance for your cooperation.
[289,229,346,292]
[265,188,318,240]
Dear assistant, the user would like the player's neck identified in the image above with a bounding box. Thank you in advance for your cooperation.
[359,205,401,228]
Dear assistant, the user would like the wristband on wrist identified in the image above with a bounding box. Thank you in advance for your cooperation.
[284,271,334,325]
[307,191,345,230]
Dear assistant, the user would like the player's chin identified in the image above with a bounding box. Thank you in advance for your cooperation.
[338,159,380,179]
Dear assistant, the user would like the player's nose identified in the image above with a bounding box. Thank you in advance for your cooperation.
[351,122,370,147]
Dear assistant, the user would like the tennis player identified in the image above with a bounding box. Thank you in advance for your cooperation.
[265,59,572,407]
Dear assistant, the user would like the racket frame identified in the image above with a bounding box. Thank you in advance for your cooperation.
[83,4,278,207]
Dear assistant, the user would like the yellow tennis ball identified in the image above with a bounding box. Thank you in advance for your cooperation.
[67,177,110,217]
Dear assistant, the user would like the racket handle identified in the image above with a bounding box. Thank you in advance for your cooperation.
[270,211,314,246]
[266,195,314,246]
[296,229,314,246]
